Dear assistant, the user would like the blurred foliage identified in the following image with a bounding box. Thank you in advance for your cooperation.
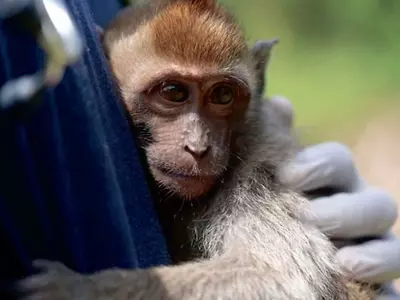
[129,0,400,140]
[219,0,400,140]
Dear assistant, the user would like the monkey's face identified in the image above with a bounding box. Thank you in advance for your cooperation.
[132,75,251,199]
[102,0,256,199]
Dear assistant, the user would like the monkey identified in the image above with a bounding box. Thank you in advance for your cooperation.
[15,0,374,299]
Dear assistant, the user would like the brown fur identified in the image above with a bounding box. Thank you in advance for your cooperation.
[103,0,247,68]
[16,0,373,299]
[150,1,247,67]
[346,282,375,300]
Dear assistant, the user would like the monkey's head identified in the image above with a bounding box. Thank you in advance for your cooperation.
[102,0,277,199]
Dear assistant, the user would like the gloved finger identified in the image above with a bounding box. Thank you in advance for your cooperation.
[280,142,364,193]
[376,295,400,300]
[375,282,400,300]
[336,236,400,283]
[307,187,397,238]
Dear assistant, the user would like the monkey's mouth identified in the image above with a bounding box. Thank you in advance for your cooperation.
[150,165,218,198]
[154,166,211,180]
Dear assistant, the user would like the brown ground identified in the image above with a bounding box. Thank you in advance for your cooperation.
[350,110,400,290]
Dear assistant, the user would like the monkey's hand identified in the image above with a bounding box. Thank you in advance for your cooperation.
[17,259,175,300]
[16,253,340,300]
[16,260,97,300]
[16,259,263,300]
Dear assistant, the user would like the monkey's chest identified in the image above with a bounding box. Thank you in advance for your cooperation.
[155,199,207,264]
[166,218,198,263]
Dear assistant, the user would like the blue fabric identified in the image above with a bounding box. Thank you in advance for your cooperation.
[86,0,123,27]
[0,0,170,297]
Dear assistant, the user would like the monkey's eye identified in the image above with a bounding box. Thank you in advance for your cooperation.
[210,84,235,105]
[158,82,189,103]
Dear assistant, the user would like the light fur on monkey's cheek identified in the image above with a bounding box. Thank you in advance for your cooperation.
[150,166,217,199]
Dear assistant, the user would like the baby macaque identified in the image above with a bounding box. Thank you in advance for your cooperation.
[17,0,373,299]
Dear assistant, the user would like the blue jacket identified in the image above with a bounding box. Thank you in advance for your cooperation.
[0,0,170,297]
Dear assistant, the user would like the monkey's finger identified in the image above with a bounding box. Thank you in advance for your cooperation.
[280,142,363,193]
[32,259,60,270]
[16,274,53,295]
[336,236,400,283]
[308,187,397,238]
[18,291,55,300]
[33,259,74,275]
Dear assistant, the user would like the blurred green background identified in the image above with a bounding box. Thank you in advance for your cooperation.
[219,0,400,142]
[220,4,400,279]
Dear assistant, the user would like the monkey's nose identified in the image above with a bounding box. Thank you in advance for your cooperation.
[184,145,210,159]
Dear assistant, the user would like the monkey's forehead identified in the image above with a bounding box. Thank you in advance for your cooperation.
[106,1,250,69]
[149,3,248,66]
[107,9,256,91]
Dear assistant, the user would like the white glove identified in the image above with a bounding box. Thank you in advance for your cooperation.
[270,96,400,297]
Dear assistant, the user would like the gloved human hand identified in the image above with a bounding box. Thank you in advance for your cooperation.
[270,95,400,298]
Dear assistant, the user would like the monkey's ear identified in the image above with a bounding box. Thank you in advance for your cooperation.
[251,38,279,95]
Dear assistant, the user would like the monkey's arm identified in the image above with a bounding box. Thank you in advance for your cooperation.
[17,189,354,300]
[16,257,305,300]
